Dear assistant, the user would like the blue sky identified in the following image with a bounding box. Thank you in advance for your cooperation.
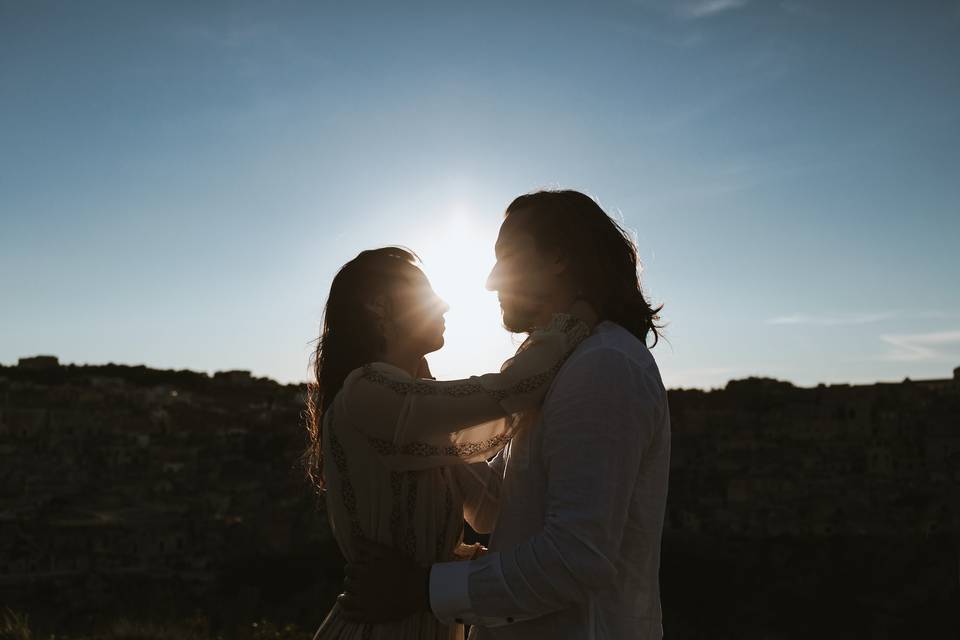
[2,0,958,388]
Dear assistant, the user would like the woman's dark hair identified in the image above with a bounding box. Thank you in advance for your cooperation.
[303,246,419,493]
[505,189,664,346]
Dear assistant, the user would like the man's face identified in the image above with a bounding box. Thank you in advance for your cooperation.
[485,218,558,333]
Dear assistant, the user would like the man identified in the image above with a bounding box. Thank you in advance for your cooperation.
[341,189,671,639]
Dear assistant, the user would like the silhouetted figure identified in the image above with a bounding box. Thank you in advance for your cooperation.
[305,246,595,639]
[339,190,670,639]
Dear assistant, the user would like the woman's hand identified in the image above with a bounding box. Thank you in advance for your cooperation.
[453,541,487,561]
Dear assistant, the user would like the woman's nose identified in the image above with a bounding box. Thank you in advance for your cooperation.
[485,263,500,291]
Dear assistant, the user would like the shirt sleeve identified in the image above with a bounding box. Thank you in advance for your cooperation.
[341,313,591,471]
[429,347,664,627]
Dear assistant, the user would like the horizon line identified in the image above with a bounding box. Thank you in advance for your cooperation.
[5,355,959,393]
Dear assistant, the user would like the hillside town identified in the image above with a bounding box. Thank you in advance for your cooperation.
[1,356,957,634]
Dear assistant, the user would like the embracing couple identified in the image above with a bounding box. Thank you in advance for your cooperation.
[304,189,671,639]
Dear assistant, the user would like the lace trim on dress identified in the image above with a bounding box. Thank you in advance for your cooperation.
[327,406,364,541]
[404,473,419,557]
[366,431,512,459]
[360,365,505,399]
[437,467,454,561]
[389,471,403,550]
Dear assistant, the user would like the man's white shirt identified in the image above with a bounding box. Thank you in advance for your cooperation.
[430,321,672,639]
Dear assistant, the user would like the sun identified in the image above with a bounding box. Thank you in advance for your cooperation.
[415,212,519,379]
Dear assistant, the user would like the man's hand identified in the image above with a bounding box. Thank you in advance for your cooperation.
[338,538,431,624]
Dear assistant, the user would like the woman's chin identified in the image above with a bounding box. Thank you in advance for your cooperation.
[426,335,445,353]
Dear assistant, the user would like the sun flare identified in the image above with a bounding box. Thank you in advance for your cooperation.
[415,213,519,380]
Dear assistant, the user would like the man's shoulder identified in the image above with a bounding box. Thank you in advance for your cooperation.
[540,321,667,419]
[538,322,658,402]
[566,321,653,370]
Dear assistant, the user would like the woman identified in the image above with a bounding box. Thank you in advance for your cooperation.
[305,246,594,640]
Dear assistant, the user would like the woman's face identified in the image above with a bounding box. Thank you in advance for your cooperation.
[387,263,449,356]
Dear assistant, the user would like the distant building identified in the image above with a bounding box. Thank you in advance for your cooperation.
[17,355,59,369]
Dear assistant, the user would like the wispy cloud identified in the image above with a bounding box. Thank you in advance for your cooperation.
[681,0,751,19]
[767,312,897,326]
[880,330,960,362]
[767,310,960,327]
[632,0,751,20]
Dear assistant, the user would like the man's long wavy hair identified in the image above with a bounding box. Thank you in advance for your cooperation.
[303,246,419,494]
[505,190,664,346]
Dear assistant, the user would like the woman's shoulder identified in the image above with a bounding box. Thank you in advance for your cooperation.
[365,361,414,378]
[343,361,414,387]
[336,361,417,404]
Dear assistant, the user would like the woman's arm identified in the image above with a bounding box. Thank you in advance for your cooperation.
[341,312,591,469]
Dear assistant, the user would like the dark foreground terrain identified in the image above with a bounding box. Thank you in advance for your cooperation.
[2,360,957,638]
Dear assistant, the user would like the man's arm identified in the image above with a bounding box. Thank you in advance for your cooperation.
[430,348,662,627]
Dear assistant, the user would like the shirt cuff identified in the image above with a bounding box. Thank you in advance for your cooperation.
[429,560,474,625]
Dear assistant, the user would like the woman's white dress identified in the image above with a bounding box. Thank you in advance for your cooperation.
[312,314,590,640]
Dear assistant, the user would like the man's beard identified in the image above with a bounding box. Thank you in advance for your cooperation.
[501,304,539,334]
